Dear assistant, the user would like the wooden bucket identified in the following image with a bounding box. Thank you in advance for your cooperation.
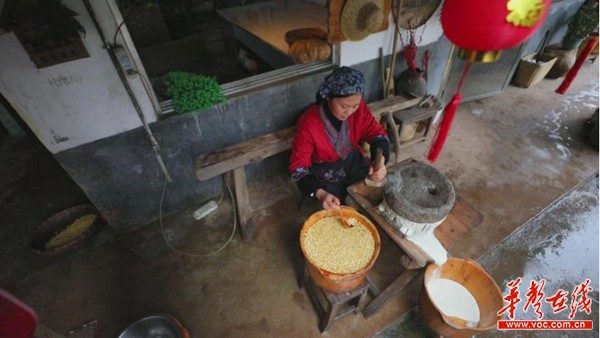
[419,258,503,337]
[300,206,381,293]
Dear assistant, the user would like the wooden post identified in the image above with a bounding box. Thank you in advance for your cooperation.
[362,268,422,318]
[225,169,254,241]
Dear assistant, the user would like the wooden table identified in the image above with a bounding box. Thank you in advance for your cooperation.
[217,1,327,69]
[345,165,484,318]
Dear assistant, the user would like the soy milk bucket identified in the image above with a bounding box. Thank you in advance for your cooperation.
[419,258,503,337]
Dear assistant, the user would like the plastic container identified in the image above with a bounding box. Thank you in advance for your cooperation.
[300,206,381,293]
[419,258,503,337]
[192,200,218,220]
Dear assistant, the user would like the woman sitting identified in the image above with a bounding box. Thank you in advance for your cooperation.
[289,66,390,210]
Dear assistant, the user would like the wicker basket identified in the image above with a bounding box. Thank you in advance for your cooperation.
[513,53,557,88]
[30,205,103,256]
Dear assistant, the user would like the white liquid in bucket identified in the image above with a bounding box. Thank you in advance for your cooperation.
[426,278,480,327]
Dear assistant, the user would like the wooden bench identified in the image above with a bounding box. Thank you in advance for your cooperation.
[194,95,425,241]
[195,128,296,241]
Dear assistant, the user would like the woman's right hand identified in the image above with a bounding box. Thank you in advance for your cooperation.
[315,189,341,210]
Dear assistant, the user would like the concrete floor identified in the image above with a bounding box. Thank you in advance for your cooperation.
[0,62,598,338]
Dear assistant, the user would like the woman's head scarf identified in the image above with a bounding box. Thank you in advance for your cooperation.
[317,66,365,101]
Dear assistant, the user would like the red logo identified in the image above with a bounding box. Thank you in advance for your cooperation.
[497,278,594,331]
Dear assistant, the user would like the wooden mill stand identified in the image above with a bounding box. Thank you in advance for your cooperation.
[345,162,484,318]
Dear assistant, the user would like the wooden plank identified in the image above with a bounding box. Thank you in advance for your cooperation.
[450,195,484,228]
[433,214,461,249]
[435,196,483,250]
[362,268,422,318]
[195,127,295,181]
[346,180,383,205]
[368,96,422,120]
[347,189,432,267]
[393,105,437,124]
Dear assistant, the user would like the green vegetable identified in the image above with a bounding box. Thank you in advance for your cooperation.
[165,71,227,114]
[565,0,599,41]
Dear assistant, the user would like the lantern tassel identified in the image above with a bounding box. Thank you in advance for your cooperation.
[427,62,473,163]
[556,36,598,95]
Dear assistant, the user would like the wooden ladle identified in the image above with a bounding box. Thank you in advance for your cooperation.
[338,208,352,228]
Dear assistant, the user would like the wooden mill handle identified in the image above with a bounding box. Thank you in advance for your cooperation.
[373,148,384,171]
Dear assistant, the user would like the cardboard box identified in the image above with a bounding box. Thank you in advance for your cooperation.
[513,53,557,88]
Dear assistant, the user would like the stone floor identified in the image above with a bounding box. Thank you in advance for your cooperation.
[0,62,598,338]
[378,173,599,337]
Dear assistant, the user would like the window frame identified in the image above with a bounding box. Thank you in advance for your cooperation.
[158,48,339,114]
[105,0,340,115]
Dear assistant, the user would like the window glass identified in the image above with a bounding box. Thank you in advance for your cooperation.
[116,0,334,107]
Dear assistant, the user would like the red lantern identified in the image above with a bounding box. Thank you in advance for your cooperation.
[428,0,551,162]
[441,0,551,62]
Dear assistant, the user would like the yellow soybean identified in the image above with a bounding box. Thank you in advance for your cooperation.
[303,216,375,274]
[45,214,97,250]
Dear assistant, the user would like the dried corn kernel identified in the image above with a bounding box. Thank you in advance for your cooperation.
[45,214,97,250]
[303,216,375,274]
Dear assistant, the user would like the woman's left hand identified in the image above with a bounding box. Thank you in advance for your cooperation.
[368,155,386,181]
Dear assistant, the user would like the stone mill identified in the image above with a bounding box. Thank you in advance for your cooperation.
[377,162,455,264]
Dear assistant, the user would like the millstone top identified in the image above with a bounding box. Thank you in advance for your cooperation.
[384,162,455,223]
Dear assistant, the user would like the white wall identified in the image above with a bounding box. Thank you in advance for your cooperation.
[0,0,444,154]
[0,0,157,153]
[340,5,444,66]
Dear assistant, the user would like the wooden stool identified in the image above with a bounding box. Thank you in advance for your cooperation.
[300,266,375,333]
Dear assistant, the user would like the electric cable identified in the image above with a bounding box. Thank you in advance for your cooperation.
[83,0,173,183]
[159,177,236,257]
[113,3,137,46]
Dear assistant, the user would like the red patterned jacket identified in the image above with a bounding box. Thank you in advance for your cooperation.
[289,100,388,174]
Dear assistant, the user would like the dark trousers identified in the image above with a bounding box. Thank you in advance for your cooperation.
[312,148,369,202]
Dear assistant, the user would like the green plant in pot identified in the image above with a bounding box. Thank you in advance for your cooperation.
[165,71,227,114]
[563,0,599,50]
[544,0,598,79]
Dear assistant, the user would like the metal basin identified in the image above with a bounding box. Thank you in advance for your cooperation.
[118,315,187,338]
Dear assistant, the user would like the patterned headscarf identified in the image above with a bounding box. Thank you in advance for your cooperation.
[317,66,365,100]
